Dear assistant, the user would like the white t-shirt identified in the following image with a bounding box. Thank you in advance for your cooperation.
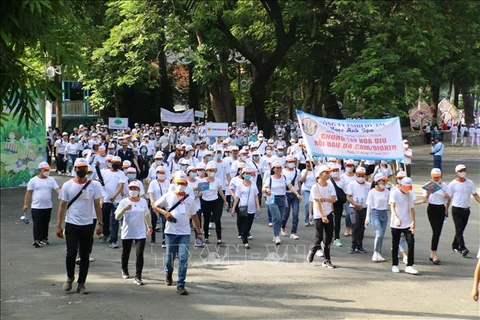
[116,198,149,239]
[122,179,145,198]
[300,169,316,192]
[235,182,259,214]
[282,168,300,190]
[155,192,194,235]
[422,181,448,205]
[263,175,288,196]
[185,178,200,212]
[346,180,372,208]
[228,176,243,194]
[366,188,390,211]
[65,142,79,155]
[389,188,414,229]
[102,169,127,203]
[401,148,412,165]
[60,179,103,226]
[55,139,67,153]
[447,179,477,208]
[199,178,223,201]
[27,176,59,209]
[148,179,171,202]
[309,182,337,219]
[340,173,357,191]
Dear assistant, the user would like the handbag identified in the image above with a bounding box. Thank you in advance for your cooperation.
[237,184,251,218]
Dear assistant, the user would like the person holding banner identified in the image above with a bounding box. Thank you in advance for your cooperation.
[263,162,302,245]
[346,167,371,254]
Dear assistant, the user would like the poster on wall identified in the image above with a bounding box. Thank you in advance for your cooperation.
[0,103,46,188]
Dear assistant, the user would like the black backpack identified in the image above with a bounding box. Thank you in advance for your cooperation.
[330,178,347,204]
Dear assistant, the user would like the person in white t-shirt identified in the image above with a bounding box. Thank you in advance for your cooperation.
[115,180,153,285]
[231,168,260,249]
[451,124,459,146]
[65,136,79,174]
[420,168,450,264]
[148,166,170,246]
[475,126,480,147]
[389,177,418,275]
[341,159,357,236]
[56,158,103,294]
[153,172,202,296]
[306,165,337,269]
[399,140,412,177]
[299,160,317,227]
[365,173,390,262]
[447,164,480,257]
[281,155,302,240]
[23,161,60,247]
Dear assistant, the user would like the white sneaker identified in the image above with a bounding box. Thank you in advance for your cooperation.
[377,253,386,262]
[290,234,299,240]
[89,257,95,262]
[268,223,273,227]
[372,252,379,262]
[391,265,400,273]
[237,235,242,239]
[316,250,324,257]
[403,256,408,265]
[274,236,281,245]
[280,229,288,237]
[405,266,419,275]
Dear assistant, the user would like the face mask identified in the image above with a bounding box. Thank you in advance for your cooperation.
[277,151,284,156]
[244,174,252,181]
[150,135,154,140]
[76,169,87,178]
[129,190,139,198]
[216,154,223,160]
[287,162,295,169]
[266,151,273,156]
[127,174,136,180]
[157,174,165,180]
[378,184,386,190]
[458,172,467,178]
[207,156,212,162]
[313,156,319,162]
[208,172,215,178]
[175,185,186,193]
[189,172,197,178]
[346,167,353,173]
[253,156,259,161]
[357,177,365,183]
[42,171,50,177]
[112,163,121,170]
[241,156,247,161]
[331,171,340,178]
[108,150,115,155]
[155,160,163,166]
[141,149,147,154]
[403,144,409,148]
[107,162,112,168]
[88,157,94,164]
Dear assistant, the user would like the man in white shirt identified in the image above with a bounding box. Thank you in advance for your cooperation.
[56,158,103,294]
[460,124,468,146]
[469,124,476,147]
[447,164,480,257]
[23,161,60,247]
[451,124,459,146]
[399,140,412,177]
[476,126,480,147]
[281,155,301,239]
[55,132,69,175]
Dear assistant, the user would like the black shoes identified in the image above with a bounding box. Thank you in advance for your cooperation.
[177,285,188,295]
[166,273,173,286]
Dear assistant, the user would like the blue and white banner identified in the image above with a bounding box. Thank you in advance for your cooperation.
[296,110,403,160]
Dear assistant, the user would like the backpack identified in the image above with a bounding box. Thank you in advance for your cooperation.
[330,178,347,205]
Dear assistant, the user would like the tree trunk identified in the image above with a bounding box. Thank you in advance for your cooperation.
[250,66,273,135]
[301,77,316,113]
[321,79,343,119]
[460,80,474,125]
[188,64,198,112]
[113,89,121,117]
[454,81,460,107]
[430,84,440,122]
[157,40,174,113]
[53,71,62,130]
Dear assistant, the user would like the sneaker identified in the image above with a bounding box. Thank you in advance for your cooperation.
[75,257,81,265]
[162,240,166,249]
[237,235,242,239]
[166,273,173,286]
[194,238,205,248]
[290,234,299,240]
[402,256,408,265]
[110,242,119,249]
[462,248,470,257]
[280,228,288,237]
[209,222,215,230]
[316,250,324,257]
[134,277,144,285]
[245,243,251,250]
[356,245,367,254]
[32,241,41,248]
[372,252,379,262]
[452,248,462,254]
[204,239,210,244]
[349,246,357,254]
[322,260,336,269]
[307,251,314,263]
[274,236,281,245]
[89,257,95,262]
[247,234,253,239]
[63,278,74,291]
[333,239,342,247]
[268,223,273,227]
[391,265,400,273]
[377,253,386,262]
[305,222,310,227]
[405,266,419,275]
[76,283,88,294]
[216,241,226,247]
[40,240,49,246]
[177,285,188,295]
[122,271,131,279]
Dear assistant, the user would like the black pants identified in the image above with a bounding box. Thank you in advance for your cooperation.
[150,209,165,243]
[400,163,412,177]
[101,202,113,240]
[427,204,445,251]
[391,228,414,266]
[310,213,334,261]
[451,206,470,251]
[31,208,51,241]
[226,195,232,209]
[238,214,255,244]
[333,202,343,240]
[121,238,146,279]
[256,176,263,206]
[350,208,366,247]
[201,198,223,240]
[65,223,94,283]
[57,154,66,173]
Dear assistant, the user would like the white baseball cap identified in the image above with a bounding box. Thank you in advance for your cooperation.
[430,168,442,177]
[374,173,388,182]
[128,180,142,189]
[37,161,50,170]
[455,164,466,172]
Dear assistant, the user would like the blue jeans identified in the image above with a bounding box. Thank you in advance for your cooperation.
[268,195,286,237]
[67,154,77,173]
[371,209,388,253]
[282,193,299,233]
[109,203,119,244]
[164,234,190,286]
[344,202,351,228]
[302,190,311,223]
[433,155,442,171]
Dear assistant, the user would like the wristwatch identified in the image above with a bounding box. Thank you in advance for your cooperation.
[98,222,104,226]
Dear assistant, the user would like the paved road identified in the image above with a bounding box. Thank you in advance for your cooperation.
[1,158,479,319]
